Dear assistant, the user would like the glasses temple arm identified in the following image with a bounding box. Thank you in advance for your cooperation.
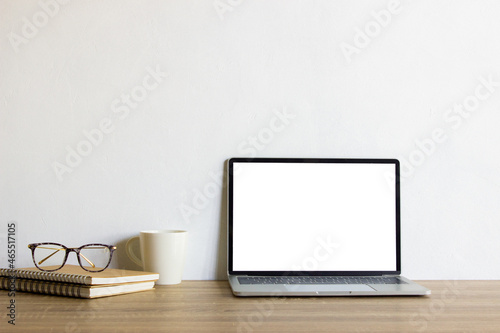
[37,248,64,265]
[78,253,96,268]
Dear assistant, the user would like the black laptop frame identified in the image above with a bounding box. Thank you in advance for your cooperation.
[227,157,401,277]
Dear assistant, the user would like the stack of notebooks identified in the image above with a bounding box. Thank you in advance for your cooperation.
[0,265,159,299]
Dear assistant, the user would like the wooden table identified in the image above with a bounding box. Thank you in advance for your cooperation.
[1,280,499,332]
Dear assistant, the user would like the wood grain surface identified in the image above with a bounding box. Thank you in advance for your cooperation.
[1,280,499,332]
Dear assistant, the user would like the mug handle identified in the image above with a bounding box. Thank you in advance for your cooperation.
[126,236,143,267]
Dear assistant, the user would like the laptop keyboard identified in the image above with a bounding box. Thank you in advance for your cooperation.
[238,276,407,285]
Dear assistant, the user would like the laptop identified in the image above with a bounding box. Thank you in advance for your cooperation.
[227,157,430,296]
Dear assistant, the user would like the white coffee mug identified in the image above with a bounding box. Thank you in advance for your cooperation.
[126,230,187,285]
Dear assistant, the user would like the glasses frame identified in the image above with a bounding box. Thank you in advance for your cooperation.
[28,242,116,272]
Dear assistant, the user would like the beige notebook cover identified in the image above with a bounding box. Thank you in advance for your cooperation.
[0,265,159,285]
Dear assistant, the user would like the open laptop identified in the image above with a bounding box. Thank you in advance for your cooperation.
[227,157,430,296]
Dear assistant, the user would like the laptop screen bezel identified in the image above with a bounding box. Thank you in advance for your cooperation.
[227,157,401,276]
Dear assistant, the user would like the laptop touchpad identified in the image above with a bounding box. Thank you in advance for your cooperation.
[284,284,375,292]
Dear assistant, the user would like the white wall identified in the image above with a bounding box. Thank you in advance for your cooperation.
[1,0,500,280]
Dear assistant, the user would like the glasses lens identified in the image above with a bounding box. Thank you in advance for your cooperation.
[79,245,112,271]
[33,244,66,271]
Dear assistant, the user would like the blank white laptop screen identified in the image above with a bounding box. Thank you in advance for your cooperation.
[231,161,397,272]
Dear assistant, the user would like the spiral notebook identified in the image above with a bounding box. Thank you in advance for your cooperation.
[0,277,155,298]
[0,265,159,285]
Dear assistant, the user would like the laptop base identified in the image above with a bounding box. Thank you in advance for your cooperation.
[228,276,431,296]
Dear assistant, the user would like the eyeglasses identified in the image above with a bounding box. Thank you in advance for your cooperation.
[28,243,116,272]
